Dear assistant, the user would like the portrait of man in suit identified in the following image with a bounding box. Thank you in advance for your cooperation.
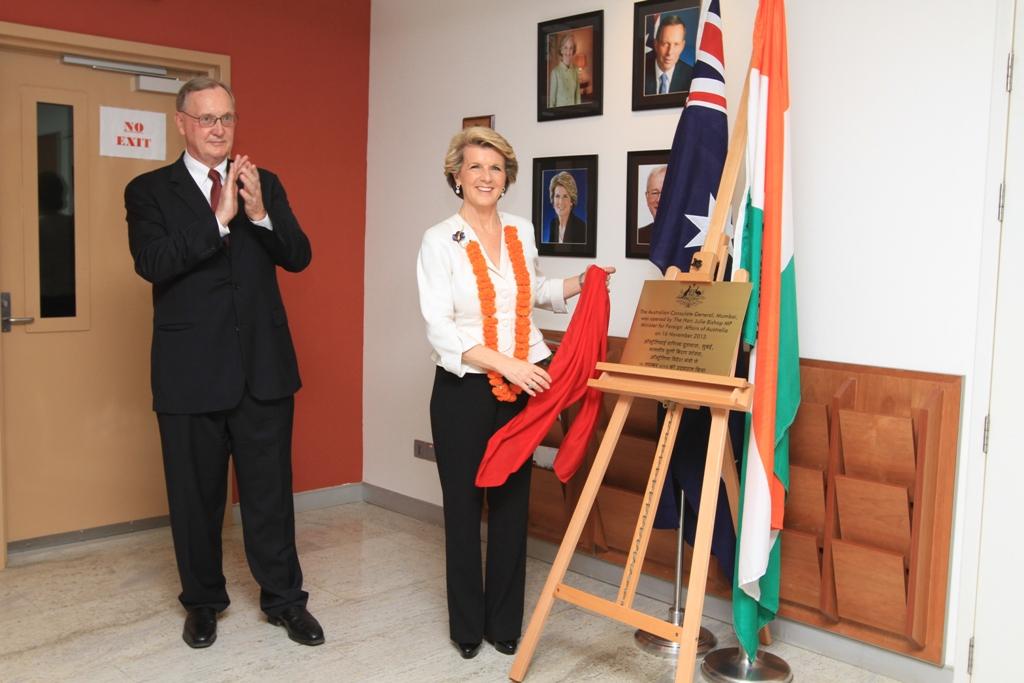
[643,13,694,96]
[636,164,667,246]
[125,76,323,651]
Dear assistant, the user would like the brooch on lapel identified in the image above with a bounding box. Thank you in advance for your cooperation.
[451,230,465,244]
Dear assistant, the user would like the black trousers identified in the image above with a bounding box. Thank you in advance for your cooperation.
[156,390,307,617]
[430,367,533,643]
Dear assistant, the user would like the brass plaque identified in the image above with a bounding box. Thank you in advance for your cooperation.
[620,280,752,376]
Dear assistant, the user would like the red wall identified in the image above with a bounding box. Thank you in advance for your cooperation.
[1,1,370,492]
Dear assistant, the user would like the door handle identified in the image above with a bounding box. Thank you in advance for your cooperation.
[1,292,34,332]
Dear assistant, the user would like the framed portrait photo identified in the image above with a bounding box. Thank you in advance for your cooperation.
[632,0,700,111]
[532,155,598,258]
[626,150,670,259]
[537,11,604,122]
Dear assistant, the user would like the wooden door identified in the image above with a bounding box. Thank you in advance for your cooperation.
[0,23,228,566]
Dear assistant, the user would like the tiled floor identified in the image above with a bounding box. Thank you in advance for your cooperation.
[0,502,896,682]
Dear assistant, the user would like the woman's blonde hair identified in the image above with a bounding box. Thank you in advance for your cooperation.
[443,127,518,195]
[548,171,578,206]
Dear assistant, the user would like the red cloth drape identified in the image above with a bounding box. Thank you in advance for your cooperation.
[475,265,610,487]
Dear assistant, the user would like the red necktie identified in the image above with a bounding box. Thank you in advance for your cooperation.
[475,266,610,487]
[208,168,222,210]
[209,168,229,245]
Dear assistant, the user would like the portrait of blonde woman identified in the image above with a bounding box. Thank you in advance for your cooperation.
[547,32,581,108]
[538,12,603,121]
[544,171,587,245]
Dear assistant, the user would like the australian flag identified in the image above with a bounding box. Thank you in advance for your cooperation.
[649,0,742,582]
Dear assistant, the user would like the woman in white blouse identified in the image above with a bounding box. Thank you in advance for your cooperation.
[416,127,611,660]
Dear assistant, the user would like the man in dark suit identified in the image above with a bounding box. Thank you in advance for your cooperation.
[644,14,694,96]
[125,77,322,649]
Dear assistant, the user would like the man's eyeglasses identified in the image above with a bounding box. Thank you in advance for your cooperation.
[179,111,238,128]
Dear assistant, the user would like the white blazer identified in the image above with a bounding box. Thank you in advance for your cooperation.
[417,212,567,377]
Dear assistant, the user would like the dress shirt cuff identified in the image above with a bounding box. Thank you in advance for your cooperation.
[217,220,230,239]
[249,213,274,230]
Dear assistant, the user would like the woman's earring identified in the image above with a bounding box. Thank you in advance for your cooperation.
[501,188,506,198]
[455,184,462,196]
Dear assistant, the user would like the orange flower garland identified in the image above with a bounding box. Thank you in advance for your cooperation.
[465,225,532,402]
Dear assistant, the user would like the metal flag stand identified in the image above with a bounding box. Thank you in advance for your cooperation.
[702,648,792,683]
[634,489,717,658]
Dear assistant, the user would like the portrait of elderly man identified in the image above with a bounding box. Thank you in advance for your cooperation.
[636,164,667,245]
[643,13,694,96]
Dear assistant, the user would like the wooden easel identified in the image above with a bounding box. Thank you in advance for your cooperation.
[509,83,753,683]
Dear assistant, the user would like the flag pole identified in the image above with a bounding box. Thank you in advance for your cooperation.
[630,63,753,667]
[634,69,755,665]
[633,488,718,658]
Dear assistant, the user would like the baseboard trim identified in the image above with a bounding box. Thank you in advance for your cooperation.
[361,482,444,527]
[7,515,170,554]
[9,483,366,555]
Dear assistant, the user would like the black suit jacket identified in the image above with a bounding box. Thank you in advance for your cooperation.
[547,212,587,245]
[644,52,694,96]
[126,154,311,414]
[637,222,653,246]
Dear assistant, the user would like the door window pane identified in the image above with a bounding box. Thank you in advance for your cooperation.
[37,102,76,318]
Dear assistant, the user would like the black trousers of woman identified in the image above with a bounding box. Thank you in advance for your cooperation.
[430,367,533,644]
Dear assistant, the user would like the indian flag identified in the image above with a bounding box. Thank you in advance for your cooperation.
[731,0,800,661]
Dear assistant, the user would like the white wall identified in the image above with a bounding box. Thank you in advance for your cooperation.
[363,0,1008,673]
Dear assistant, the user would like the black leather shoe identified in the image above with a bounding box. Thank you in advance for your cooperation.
[182,607,217,648]
[487,637,518,655]
[453,640,482,659]
[269,606,325,646]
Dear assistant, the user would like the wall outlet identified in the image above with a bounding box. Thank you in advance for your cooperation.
[414,439,435,462]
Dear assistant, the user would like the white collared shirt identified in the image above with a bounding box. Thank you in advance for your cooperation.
[417,212,568,377]
[182,151,273,238]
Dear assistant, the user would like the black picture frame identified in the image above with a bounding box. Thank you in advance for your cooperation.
[632,0,701,111]
[532,155,598,258]
[626,150,670,259]
[537,11,604,122]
